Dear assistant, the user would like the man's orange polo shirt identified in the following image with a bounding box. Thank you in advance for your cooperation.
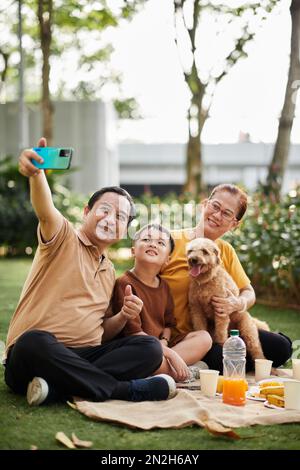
[5,218,115,356]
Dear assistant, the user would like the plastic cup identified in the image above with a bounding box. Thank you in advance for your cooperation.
[255,359,273,382]
[284,380,300,410]
[292,359,300,380]
[200,370,219,397]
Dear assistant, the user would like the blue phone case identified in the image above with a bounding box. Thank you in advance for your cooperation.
[32,147,73,170]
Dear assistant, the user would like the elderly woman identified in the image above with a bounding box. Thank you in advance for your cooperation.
[160,184,292,372]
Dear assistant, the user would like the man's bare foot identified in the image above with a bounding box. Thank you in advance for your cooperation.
[271,367,279,376]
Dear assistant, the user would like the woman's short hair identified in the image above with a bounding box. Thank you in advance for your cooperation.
[209,184,248,220]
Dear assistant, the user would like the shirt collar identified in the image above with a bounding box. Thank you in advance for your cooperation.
[77,229,94,247]
[77,229,108,263]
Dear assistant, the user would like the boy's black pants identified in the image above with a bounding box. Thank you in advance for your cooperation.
[4,329,163,402]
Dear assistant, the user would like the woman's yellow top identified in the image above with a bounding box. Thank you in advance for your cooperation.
[160,230,250,340]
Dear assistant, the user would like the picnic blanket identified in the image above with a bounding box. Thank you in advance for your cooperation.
[73,369,300,430]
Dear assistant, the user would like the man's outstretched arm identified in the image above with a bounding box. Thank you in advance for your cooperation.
[19,137,63,242]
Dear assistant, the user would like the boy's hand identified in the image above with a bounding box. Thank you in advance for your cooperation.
[19,137,46,177]
[163,347,190,382]
[120,285,143,320]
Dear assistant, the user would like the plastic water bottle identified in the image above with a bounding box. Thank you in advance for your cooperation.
[222,329,247,406]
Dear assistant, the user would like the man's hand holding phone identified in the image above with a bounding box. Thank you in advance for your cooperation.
[18,137,64,242]
[19,137,46,178]
[19,137,73,177]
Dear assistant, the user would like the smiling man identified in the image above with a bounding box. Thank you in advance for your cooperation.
[4,137,176,406]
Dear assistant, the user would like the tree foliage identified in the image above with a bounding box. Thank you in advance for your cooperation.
[173,0,280,196]
[264,0,300,200]
[0,1,145,117]
[0,156,86,256]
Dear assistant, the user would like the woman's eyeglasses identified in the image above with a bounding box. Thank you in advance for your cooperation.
[207,200,237,222]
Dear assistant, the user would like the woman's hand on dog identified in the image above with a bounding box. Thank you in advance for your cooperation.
[212,288,246,317]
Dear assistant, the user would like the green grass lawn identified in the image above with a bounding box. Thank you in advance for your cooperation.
[0,259,300,450]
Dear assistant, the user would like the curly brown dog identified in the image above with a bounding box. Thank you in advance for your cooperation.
[186,237,269,361]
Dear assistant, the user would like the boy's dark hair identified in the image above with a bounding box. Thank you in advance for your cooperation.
[87,186,136,225]
[134,223,175,254]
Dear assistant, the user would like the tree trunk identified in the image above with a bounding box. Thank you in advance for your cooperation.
[0,48,9,96]
[174,0,276,197]
[183,96,207,196]
[38,0,53,145]
[184,134,202,196]
[183,55,207,196]
[265,0,300,199]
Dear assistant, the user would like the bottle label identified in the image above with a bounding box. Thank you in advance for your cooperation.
[223,359,245,378]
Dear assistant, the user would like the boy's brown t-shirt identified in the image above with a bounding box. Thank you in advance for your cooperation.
[111,270,176,338]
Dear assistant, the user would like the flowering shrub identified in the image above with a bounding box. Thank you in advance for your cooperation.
[224,188,300,305]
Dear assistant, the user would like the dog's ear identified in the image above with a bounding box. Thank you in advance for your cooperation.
[186,240,192,254]
[214,247,221,264]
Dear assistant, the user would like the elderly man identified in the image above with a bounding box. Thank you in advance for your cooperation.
[4,138,175,406]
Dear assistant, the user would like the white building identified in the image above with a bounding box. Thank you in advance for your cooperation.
[0,101,119,194]
[119,142,300,196]
[1,101,299,195]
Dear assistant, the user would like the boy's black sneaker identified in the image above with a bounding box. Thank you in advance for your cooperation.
[129,374,177,402]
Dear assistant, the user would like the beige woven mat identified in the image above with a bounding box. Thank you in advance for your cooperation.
[73,369,300,430]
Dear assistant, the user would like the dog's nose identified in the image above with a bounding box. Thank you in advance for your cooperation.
[189,257,198,266]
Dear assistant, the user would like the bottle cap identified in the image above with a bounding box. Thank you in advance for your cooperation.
[230,329,239,336]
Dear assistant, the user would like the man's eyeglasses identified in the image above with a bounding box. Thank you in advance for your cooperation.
[207,200,237,222]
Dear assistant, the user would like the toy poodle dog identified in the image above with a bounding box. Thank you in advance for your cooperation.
[186,237,269,361]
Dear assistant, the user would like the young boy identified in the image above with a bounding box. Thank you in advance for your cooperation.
[111,224,212,382]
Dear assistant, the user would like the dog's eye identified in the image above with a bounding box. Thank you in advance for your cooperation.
[202,249,209,255]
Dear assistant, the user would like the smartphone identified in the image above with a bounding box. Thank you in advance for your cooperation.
[32,147,73,170]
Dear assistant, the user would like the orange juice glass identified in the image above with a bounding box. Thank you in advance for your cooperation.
[222,378,247,406]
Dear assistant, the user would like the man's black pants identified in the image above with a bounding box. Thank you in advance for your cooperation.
[4,330,163,402]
